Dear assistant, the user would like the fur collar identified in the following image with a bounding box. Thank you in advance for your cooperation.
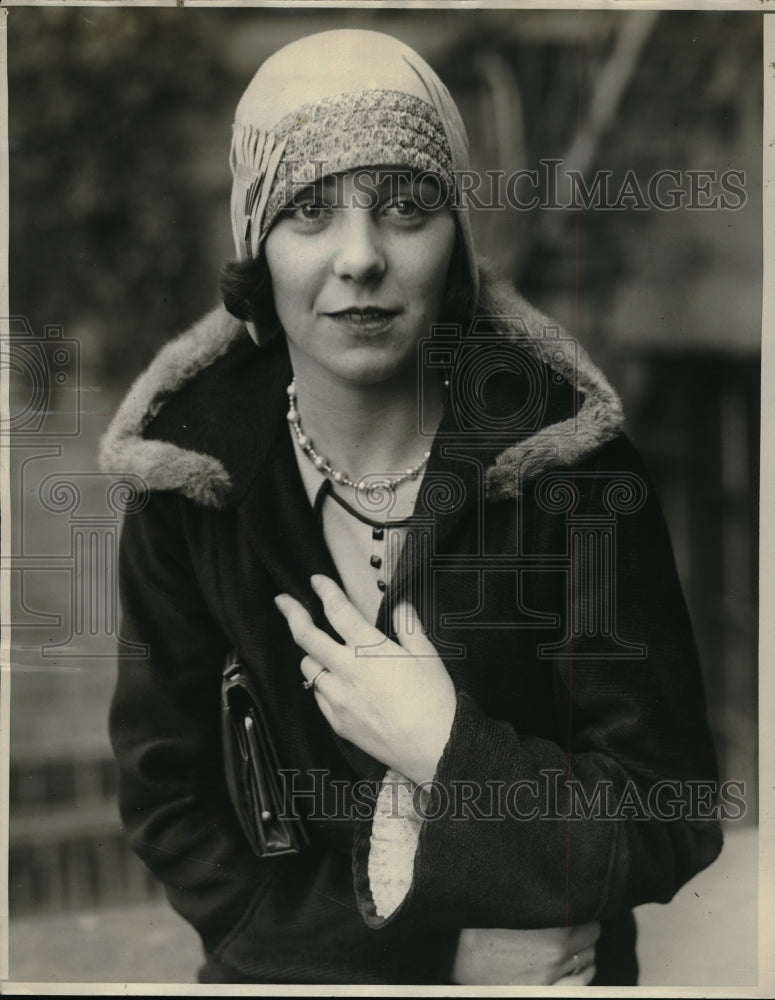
[99,267,623,509]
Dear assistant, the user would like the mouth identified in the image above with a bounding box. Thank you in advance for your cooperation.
[324,307,400,332]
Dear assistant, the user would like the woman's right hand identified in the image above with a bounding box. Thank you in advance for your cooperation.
[451,922,600,986]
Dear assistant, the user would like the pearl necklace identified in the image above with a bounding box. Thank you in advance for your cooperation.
[286,379,431,493]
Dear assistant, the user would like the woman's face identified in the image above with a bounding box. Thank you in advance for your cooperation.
[264,171,456,387]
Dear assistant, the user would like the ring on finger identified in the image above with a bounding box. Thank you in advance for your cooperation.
[302,666,329,692]
[571,953,581,976]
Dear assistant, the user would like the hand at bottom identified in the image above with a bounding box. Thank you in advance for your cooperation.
[452,922,600,986]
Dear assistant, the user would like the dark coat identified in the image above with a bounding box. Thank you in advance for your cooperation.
[101,271,722,985]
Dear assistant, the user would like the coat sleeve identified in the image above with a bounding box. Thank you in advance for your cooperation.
[352,435,724,930]
[110,490,271,956]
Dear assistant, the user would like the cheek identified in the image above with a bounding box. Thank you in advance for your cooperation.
[265,236,321,316]
[409,220,457,311]
[266,245,299,292]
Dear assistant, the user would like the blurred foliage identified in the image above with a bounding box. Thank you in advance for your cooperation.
[516,11,762,307]
[8,6,237,380]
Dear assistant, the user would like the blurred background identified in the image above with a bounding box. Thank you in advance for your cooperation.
[6,5,761,986]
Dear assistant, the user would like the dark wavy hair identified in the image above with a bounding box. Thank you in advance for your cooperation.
[220,251,281,343]
[220,225,476,343]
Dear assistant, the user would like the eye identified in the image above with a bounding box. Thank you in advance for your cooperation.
[383,198,423,220]
[293,202,331,224]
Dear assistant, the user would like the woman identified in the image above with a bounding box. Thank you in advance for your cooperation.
[100,29,722,986]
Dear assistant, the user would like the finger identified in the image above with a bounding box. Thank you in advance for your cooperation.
[310,574,377,645]
[554,965,596,987]
[559,945,596,980]
[567,920,601,953]
[392,602,438,657]
[299,654,325,686]
[274,593,344,667]
[300,657,334,698]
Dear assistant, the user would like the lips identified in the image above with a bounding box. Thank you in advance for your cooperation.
[324,306,400,332]
[326,307,399,319]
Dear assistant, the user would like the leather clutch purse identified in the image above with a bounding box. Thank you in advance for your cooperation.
[221,655,309,858]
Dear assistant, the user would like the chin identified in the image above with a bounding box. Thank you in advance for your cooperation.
[322,347,414,386]
[341,358,415,387]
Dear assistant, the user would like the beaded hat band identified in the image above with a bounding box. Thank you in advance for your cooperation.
[230,90,456,261]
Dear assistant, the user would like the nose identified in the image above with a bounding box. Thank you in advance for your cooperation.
[331,209,386,283]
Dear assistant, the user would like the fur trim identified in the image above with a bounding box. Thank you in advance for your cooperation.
[477,274,624,500]
[98,270,623,507]
[98,306,244,508]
